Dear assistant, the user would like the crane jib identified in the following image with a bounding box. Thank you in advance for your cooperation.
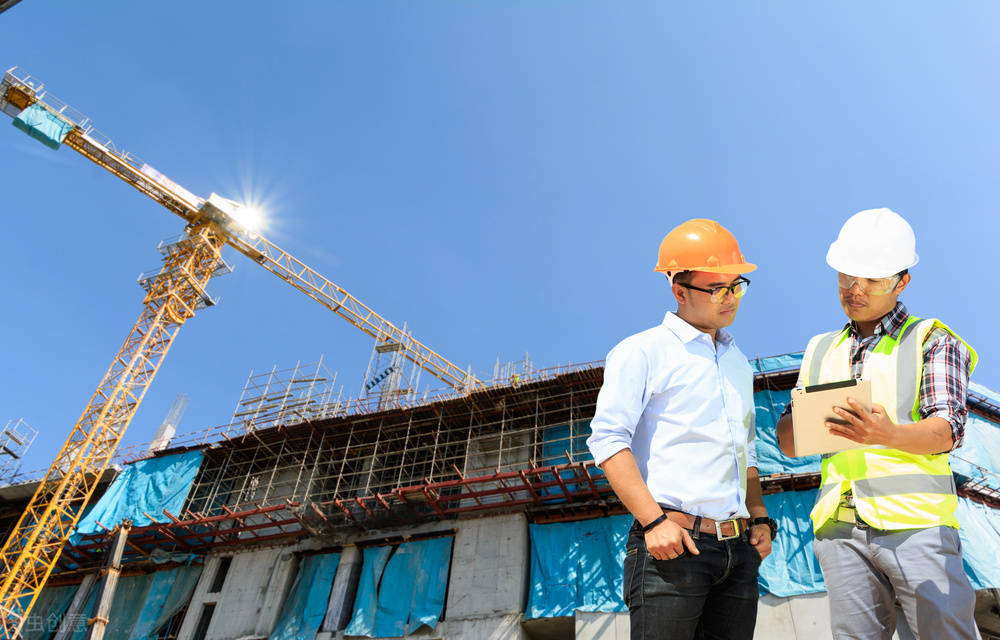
[0,65,482,637]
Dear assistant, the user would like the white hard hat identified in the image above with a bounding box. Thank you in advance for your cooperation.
[825,208,919,278]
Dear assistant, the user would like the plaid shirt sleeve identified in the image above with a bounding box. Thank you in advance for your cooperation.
[920,328,973,450]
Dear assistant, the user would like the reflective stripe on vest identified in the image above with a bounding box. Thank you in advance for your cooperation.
[801,315,977,531]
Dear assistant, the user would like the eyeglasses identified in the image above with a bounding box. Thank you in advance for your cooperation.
[676,277,750,303]
[837,273,901,295]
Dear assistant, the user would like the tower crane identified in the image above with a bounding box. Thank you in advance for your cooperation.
[0,66,483,638]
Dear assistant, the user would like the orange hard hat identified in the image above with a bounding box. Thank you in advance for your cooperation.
[654,219,756,275]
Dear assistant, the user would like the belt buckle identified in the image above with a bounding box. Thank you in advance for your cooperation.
[836,506,856,524]
[836,506,869,530]
[715,518,741,540]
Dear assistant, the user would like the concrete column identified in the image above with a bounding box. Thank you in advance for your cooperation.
[253,550,298,638]
[321,545,362,632]
[446,513,529,621]
[85,523,131,640]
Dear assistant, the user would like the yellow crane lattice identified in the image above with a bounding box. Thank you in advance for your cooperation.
[0,66,481,637]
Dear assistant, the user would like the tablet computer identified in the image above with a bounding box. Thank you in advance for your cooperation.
[790,378,872,457]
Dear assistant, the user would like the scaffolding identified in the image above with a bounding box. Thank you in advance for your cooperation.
[361,325,423,412]
[19,356,1000,576]
[492,353,535,386]
[0,420,37,481]
[37,365,607,571]
[230,357,340,434]
[190,365,607,531]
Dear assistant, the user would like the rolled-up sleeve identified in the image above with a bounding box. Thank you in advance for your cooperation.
[920,330,973,450]
[587,341,649,466]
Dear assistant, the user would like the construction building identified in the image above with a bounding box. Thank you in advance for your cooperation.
[1,65,999,640]
[2,351,999,640]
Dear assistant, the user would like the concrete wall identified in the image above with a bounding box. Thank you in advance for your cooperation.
[326,512,531,639]
[446,513,529,624]
[756,593,915,640]
[559,595,920,640]
[228,468,302,540]
[336,513,530,639]
[574,611,628,640]
[435,614,524,640]
[177,546,298,640]
[459,433,532,510]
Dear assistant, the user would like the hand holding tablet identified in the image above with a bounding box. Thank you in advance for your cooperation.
[789,379,873,457]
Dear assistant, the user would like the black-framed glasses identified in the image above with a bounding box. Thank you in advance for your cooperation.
[676,277,750,303]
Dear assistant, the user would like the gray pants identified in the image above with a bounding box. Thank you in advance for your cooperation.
[814,521,980,640]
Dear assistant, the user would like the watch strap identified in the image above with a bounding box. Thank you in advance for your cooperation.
[750,516,778,538]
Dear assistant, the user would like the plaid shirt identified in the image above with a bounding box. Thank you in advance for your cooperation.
[783,301,972,450]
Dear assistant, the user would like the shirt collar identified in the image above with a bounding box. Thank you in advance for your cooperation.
[846,301,910,340]
[662,312,734,346]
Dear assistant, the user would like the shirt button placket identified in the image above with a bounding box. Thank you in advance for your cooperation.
[715,348,743,509]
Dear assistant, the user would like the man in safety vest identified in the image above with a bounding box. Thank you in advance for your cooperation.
[588,219,775,640]
[777,208,979,640]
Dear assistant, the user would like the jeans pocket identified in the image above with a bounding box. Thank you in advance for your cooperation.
[744,537,764,565]
[623,548,639,607]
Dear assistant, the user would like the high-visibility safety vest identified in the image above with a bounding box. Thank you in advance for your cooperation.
[800,315,977,532]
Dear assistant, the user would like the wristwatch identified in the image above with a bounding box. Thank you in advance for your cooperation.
[750,517,778,539]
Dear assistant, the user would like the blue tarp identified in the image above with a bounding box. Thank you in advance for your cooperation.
[345,538,453,637]
[130,566,203,640]
[12,104,74,150]
[68,574,150,640]
[757,490,826,596]
[753,387,821,475]
[970,381,1000,405]
[72,450,203,544]
[102,574,151,640]
[541,421,594,467]
[270,553,340,640]
[527,514,630,619]
[67,566,202,639]
[20,584,76,640]
[751,353,804,374]
[956,497,1000,590]
[346,546,393,636]
[524,500,993,617]
[758,492,1000,596]
[541,421,606,498]
[951,414,1000,485]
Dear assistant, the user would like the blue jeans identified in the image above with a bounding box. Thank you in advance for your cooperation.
[623,520,761,640]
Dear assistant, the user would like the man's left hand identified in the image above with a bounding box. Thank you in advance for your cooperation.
[749,524,771,560]
[828,398,898,447]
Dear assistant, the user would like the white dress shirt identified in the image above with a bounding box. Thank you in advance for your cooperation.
[586,312,758,520]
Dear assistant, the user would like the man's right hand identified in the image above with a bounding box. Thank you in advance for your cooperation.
[644,518,700,560]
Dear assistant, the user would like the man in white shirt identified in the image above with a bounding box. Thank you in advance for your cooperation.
[587,219,774,640]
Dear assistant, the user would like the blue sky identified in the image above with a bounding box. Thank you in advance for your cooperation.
[1,2,997,475]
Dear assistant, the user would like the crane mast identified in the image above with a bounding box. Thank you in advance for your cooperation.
[0,67,481,637]
[0,224,227,637]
